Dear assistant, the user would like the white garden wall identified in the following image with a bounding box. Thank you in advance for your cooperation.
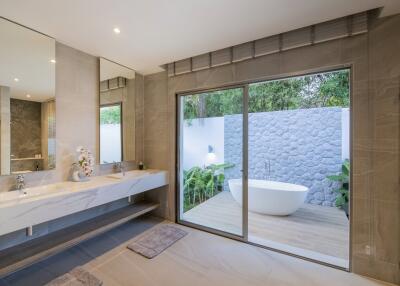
[182,117,224,170]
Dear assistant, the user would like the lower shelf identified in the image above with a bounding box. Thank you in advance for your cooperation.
[0,201,159,278]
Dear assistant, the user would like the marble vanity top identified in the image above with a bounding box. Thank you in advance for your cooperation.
[0,169,168,236]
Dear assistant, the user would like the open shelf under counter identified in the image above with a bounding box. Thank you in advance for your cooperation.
[0,201,159,278]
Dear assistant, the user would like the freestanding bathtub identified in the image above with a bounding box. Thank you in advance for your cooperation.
[228,179,308,216]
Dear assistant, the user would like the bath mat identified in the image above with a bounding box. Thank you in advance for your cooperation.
[127,224,188,259]
[45,267,102,286]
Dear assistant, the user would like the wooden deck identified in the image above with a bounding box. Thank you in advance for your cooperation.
[183,191,349,267]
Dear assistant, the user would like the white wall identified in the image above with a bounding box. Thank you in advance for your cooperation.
[341,108,350,161]
[182,117,224,170]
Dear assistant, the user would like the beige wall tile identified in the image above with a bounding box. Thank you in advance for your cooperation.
[351,197,372,257]
[56,43,99,179]
[373,200,399,264]
[135,73,145,163]
[280,40,343,74]
[368,15,400,80]
[352,255,400,284]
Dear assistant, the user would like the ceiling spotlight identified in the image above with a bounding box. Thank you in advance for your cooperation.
[26,94,31,98]
[113,27,121,34]
[50,59,56,63]
[14,78,19,82]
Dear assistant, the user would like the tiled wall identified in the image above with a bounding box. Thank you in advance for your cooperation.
[135,73,145,163]
[143,15,400,284]
[142,72,170,218]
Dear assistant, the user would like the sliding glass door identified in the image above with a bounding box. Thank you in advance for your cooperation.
[246,69,350,268]
[177,87,247,238]
[177,68,350,269]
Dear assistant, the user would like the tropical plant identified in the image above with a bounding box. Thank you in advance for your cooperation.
[327,159,350,213]
[183,163,234,212]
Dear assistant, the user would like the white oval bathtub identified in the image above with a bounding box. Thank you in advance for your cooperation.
[228,179,308,216]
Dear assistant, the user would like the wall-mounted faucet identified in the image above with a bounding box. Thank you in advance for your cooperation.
[114,161,126,176]
[16,174,27,195]
[264,160,271,180]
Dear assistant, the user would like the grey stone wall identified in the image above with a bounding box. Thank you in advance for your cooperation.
[224,107,346,206]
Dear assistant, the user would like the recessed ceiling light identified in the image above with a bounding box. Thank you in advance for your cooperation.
[50,59,56,63]
[113,27,121,34]
[14,78,19,82]
[26,94,31,98]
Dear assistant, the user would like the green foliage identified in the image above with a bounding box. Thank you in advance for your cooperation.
[100,105,121,124]
[249,78,304,111]
[327,159,350,210]
[183,88,243,120]
[183,70,350,120]
[299,70,350,108]
[183,163,234,212]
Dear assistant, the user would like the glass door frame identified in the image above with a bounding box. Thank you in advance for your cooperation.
[175,65,352,271]
[176,84,249,242]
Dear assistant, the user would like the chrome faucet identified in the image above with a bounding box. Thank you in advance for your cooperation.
[264,160,271,180]
[114,161,126,176]
[16,174,27,194]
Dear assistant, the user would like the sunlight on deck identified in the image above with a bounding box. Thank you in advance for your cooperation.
[183,191,349,268]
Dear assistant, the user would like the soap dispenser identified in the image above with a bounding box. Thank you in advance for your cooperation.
[138,161,144,170]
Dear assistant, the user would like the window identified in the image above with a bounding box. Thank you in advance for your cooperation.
[100,104,122,164]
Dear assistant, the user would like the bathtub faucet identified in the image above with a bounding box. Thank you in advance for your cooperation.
[264,160,271,180]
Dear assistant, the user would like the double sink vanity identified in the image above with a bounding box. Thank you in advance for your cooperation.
[0,170,168,237]
[0,170,168,277]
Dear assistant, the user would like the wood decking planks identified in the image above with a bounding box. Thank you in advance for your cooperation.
[183,191,349,262]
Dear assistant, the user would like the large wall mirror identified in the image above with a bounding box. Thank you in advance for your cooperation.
[99,58,135,164]
[0,18,56,176]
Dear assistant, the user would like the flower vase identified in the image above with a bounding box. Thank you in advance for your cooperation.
[79,171,90,182]
[72,170,81,182]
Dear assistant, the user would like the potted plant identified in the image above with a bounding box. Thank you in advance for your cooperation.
[327,159,350,218]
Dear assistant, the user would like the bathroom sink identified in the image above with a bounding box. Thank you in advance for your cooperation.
[0,191,23,202]
[107,170,148,180]
[23,184,67,196]
[0,184,67,203]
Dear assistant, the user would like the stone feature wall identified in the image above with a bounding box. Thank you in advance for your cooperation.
[10,99,43,172]
[10,99,42,158]
[224,107,347,206]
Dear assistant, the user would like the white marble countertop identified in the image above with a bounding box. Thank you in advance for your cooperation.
[0,169,168,236]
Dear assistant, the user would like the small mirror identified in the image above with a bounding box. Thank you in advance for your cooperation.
[0,18,56,175]
[99,58,135,164]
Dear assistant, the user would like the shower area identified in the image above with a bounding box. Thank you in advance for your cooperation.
[177,69,350,269]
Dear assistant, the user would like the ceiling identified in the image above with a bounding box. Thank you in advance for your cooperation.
[100,58,135,81]
[0,17,55,102]
[0,0,399,75]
